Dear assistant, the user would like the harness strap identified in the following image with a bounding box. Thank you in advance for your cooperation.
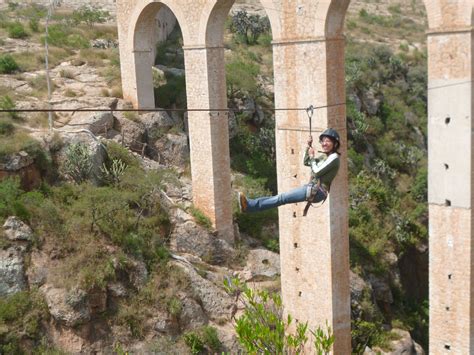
[303,181,329,217]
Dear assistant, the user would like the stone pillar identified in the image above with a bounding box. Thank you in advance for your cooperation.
[183,45,234,242]
[273,37,350,353]
[428,27,474,353]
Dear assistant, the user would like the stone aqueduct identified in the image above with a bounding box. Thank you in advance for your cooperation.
[116,0,474,353]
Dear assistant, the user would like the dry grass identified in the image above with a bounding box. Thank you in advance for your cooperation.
[110,86,123,98]
[78,48,110,67]
[59,69,75,79]
[26,74,52,99]
[64,88,77,97]
[26,112,50,128]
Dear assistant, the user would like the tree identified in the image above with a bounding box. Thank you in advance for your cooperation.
[224,277,334,354]
[230,10,270,45]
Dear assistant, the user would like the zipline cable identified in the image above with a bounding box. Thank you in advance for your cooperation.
[0,102,346,114]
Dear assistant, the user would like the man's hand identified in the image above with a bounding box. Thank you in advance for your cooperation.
[307,135,313,147]
[308,147,315,158]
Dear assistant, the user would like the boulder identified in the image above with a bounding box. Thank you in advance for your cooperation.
[368,274,393,304]
[3,216,33,241]
[179,297,208,330]
[361,89,382,116]
[66,111,114,136]
[0,151,42,190]
[368,329,425,354]
[142,111,175,131]
[0,246,27,296]
[91,38,118,49]
[0,150,33,171]
[153,309,179,334]
[155,64,185,77]
[129,259,148,290]
[151,133,189,166]
[27,250,49,287]
[239,248,280,281]
[173,261,233,322]
[112,114,146,152]
[107,282,128,298]
[170,220,234,265]
[41,286,91,327]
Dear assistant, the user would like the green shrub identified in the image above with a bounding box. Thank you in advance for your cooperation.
[0,290,49,354]
[0,96,19,120]
[105,141,140,168]
[44,24,89,49]
[230,10,271,45]
[0,118,14,135]
[63,143,93,184]
[7,22,28,39]
[71,5,110,26]
[188,205,212,230]
[154,73,187,109]
[224,277,334,353]
[0,177,28,222]
[184,332,205,355]
[226,57,260,98]
[28,18,40,32]
[0,54,19,74]
[200,326,222,352]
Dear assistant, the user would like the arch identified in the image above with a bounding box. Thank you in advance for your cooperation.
[127,0,190,49]
[324,0,351,37]
[421,0,472,30]
[319,0,473,36]
[202,0,280,47]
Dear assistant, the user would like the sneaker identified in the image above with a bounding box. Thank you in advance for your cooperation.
[238,192,247,213]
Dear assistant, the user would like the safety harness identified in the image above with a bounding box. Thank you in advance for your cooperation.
[302,105,329,217]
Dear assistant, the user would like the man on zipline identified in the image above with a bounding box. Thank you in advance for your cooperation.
[238,128,341,215]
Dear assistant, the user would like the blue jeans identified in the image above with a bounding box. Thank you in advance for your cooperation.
[245,184,326,213]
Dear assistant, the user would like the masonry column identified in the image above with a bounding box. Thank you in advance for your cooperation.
[273,36,350,353]
[428,27,474,353]
[183,45,233,242]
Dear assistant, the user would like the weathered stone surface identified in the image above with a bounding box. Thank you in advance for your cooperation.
[66,111,114,136]
[27,251,49,287]
[141,111,175,131]
[153,310,178,334]
[41,286,91,327]
[151,133,189,166]
[107,282,128,298]
[170,220,234,265]
[155,64,185,77]
[173,261,233,321]
[3,216,33,241]
[0,247,27,296]
[368,274,393,304]
[0,150,33,171]
[240,248,280,281]
[179,297,208,330]
[368,329,425,355]
[0,151,42,190]
[112,114,146,152]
